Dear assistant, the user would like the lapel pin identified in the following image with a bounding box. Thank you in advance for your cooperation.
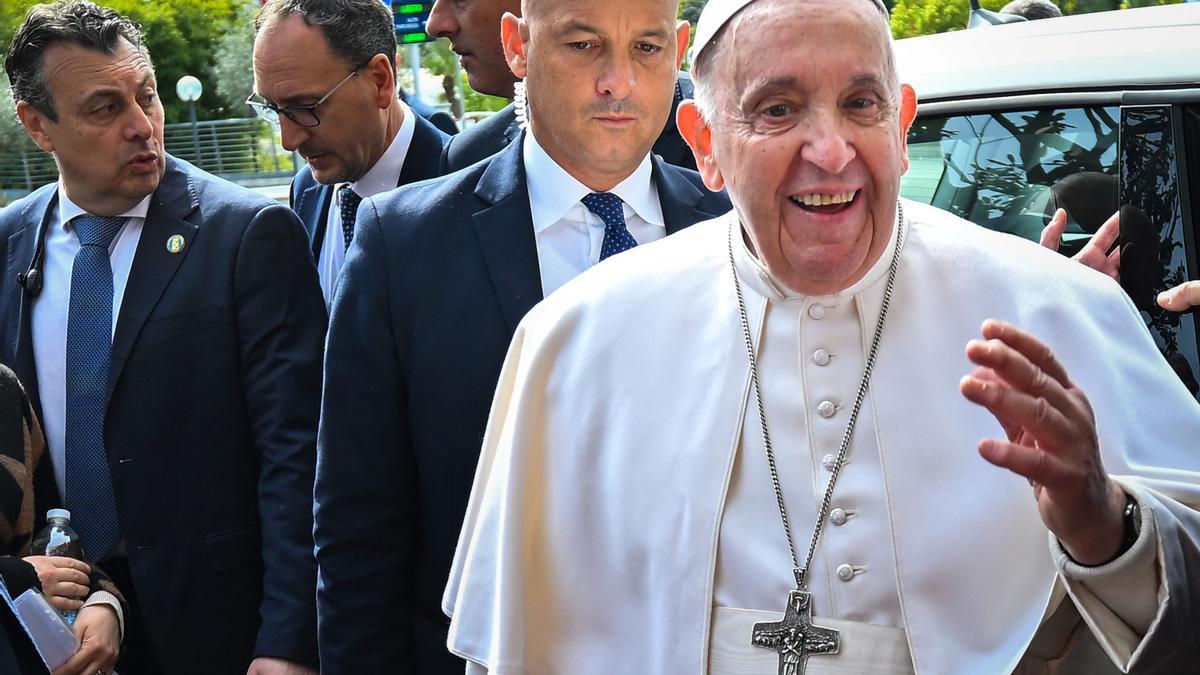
[166,234,186,254]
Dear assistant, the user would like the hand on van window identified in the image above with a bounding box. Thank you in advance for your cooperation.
[1039,208,1120,282]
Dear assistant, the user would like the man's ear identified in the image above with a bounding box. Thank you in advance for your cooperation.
[16,101,55,154]
[501,12,528,80]
[677,100,723,192]
[674,21,690,71]
[367,53,397,109]
[897,83,917,174]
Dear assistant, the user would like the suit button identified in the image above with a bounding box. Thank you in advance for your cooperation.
[836,564,855,581]
[813,349,831,366]
[822,454,838,471]
[817,400,837,418]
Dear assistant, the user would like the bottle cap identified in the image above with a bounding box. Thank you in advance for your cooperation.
[46,508,71,521]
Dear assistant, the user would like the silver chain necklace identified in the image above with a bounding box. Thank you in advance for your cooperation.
[728,202,905,675]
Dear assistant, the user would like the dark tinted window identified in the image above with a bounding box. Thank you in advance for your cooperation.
[902,106,1118,254]
[902,104,1200,400]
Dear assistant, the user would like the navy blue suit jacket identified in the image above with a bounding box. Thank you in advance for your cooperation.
[315,137,732,673]
[289,113,449,260]
[0,157,326,672]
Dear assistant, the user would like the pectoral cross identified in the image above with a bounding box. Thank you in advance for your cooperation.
[751,589,840,675]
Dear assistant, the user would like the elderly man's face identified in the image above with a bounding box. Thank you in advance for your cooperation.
[253,14,395,185]
[427,0,522,98]
[18,39,165,216]
[684,0,916,295]
[503,0,688,191]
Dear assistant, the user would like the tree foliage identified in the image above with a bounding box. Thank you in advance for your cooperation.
[0,0,248,123]
[891,0,1183,39]
[890,0,1007,39]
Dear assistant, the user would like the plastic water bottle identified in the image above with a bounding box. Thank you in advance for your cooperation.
[30,509,86,625]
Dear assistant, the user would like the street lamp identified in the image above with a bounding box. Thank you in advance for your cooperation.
[176,75,203,164]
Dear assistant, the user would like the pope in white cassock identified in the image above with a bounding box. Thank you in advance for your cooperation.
[443,0,1200,672]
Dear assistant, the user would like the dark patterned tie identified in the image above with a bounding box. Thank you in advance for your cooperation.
[65,214,126,561]
[338,185,362,251]
[581,192,638,261]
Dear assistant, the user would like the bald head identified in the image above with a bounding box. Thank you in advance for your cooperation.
[692,0,894,123]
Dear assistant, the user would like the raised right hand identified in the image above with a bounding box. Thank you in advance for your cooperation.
[24,555,90,611]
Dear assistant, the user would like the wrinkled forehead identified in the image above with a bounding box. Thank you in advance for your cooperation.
[693,0,890,64]
[523,0,678,33]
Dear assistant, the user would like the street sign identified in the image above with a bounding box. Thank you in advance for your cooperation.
[392,1,434,44]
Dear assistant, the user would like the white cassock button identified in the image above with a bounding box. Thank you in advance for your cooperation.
[822,454,838,471]
[813,349,831,366]
[829,508,848,526]
[817,400,837,418]
[836,564,855,581]
[808,304,826,320]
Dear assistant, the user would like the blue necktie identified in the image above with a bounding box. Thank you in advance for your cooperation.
[581,192,638,261]
[64,214,125,562]
[339,185,362,251]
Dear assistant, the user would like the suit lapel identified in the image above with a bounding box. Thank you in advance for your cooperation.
[398,115,449,186]
[293,179,332,259]
[471,137,542,335]
[5,189,56,416]
[653,157,720,234]
[106,158,199,404]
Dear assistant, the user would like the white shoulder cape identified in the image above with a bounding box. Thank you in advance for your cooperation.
[444,200,1200,674]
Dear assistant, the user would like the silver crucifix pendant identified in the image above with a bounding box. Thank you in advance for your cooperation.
[751,589,840,675]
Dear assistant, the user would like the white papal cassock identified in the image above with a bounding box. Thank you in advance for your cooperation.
[444,200,1200,674]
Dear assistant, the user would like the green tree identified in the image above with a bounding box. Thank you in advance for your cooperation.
[211,1,258,117]
[890,0,1008,39]
[0,0,246,123]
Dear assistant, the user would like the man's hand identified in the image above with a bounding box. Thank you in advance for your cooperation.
[1157,281,1200,312]
[246,657,319,675]
[1039,208,1120,282]
[24,556,90,612]
[51,604,120,675]
[960,319,1127,566]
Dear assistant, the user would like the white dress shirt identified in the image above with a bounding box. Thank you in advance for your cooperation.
[523,131,665,297]
[32,184,148,501]
[318,101,417,306]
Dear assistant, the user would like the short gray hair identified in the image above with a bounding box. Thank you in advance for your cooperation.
[692,0,891,123]
[5,0,149,121]
[255,0,397,75]
[1000,0,1062,20]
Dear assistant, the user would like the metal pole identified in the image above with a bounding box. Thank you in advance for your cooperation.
[188,100,201,164]
[408,44,422,101]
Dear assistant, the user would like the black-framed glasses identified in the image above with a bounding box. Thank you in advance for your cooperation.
[246,68,360,128]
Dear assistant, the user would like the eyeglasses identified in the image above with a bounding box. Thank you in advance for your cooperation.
[246,69,360,128]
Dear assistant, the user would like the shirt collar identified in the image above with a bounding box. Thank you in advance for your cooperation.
[348,100,417,200]
[523,130,662,234]
[57,183,152,232]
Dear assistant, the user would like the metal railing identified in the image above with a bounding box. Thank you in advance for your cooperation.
[0,117,295,194]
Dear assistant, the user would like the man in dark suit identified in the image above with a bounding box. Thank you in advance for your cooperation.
[429,0,698,172]
[0,3,325,673]
[252,0,449,305]
[315,0,730,671]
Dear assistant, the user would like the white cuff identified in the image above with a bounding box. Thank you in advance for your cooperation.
[1049,480,1162,669]
[82,590,125,644]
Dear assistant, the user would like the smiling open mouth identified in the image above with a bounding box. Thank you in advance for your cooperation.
[789,190,858,214]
